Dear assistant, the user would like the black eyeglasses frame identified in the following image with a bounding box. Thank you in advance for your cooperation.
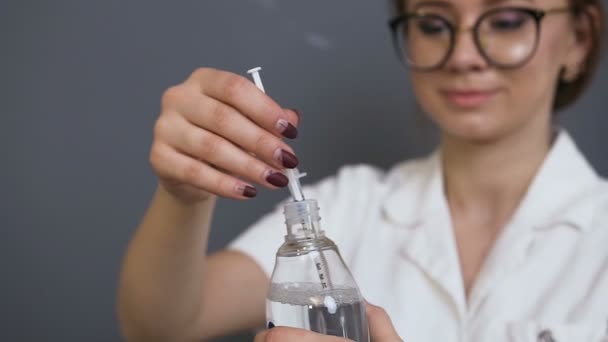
[388,6,573,71]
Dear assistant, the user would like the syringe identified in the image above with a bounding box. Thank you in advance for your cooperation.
[247,67,307,203]
[247,67,335,296]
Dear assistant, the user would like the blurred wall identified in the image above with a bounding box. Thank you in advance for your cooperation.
[1,1,606,341]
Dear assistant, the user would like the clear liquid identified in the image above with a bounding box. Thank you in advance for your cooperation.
[267,282,369,342]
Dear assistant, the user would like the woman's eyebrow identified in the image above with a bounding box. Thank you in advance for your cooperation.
[484,0,535,6]
[413,0,535,11]
[413,0,453,11]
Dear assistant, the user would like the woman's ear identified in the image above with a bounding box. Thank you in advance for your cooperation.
[576,4,600,43]
[564,5,601,81]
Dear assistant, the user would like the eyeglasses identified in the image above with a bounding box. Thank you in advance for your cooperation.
[389,6,573,71]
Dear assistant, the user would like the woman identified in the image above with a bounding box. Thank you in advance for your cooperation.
[118,0,606,340]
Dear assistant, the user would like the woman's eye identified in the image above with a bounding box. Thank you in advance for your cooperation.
[488,12,528,31]
[417,17,448,35]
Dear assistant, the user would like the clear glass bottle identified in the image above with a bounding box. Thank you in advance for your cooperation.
[266,199,370,342]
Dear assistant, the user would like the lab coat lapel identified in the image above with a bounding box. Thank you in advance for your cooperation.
[384,152,467,318]
[466,223,536,315]
[466,130,600,315]
[399,216,467,319]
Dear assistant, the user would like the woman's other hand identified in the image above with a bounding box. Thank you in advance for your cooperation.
[254,302,403,342]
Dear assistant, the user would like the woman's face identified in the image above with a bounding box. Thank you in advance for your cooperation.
[408,0,588,143]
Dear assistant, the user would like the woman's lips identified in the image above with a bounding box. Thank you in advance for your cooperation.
[441,89,499,108]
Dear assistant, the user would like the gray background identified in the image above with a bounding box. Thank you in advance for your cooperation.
[1,1,607,341]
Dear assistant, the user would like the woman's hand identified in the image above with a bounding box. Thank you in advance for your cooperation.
[150,68,300,203]
[254,302,403,342]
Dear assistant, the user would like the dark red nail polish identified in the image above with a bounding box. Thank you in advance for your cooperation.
[277,119,298,139]
[281,150,299,169]
[282,123,298,139]
[266,172,289,187]
[243,186,257,198]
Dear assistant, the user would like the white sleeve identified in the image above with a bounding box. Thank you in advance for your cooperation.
[225,200,286,278]
[226,164,383,278]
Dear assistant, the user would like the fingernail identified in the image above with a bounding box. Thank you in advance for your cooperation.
[266,171,289,187]
[240,185,257,198]
[275,149,299,169]
[267,321,275,329]
[276,119,298,139]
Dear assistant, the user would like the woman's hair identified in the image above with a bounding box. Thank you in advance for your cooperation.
[392,0,605,112]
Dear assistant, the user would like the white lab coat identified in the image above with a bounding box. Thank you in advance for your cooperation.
[229,130,608,341]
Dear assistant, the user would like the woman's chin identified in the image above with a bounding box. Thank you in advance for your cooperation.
[435,115,509,144]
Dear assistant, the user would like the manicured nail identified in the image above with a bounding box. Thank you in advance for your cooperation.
[276,119,298,139]
[266,172,289,187]
[274,149,299,169]
[240,185,257,198]
[267,321,275,329]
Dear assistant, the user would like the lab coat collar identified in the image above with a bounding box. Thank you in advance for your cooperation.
[382,129,601,232]
[509,130,600,232]
[382,149,445,228]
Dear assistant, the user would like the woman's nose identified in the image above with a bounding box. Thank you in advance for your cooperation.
[445,28,489,72]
